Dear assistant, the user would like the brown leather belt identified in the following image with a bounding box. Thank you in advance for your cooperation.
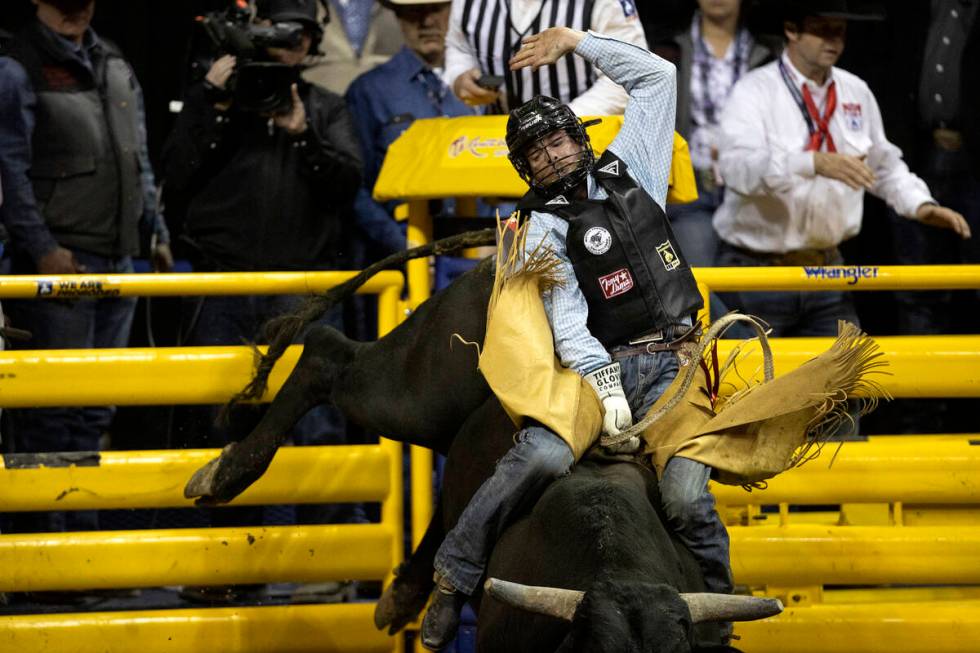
[611,322,702,359]
[726,242,840,267]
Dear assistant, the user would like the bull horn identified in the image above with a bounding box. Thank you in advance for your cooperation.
[680,593,783,623]
[484,578,585,621]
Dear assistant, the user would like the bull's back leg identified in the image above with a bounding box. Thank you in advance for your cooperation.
[185,325,358,504]
[375,502,444,634]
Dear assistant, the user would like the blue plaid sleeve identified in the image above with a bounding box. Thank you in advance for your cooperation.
[576,32,677,209]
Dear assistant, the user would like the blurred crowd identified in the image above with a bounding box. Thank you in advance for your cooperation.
[0,0,976,604]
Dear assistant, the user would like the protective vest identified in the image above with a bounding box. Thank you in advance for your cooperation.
[7,21,144,257]
[517,150,703,347]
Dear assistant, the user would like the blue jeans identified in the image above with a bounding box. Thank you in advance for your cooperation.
[716,242,860,337]
[434,425,575,595]
[620,348,733,594]
[434,349,680,596]
[891,147,980,335]
[176,294,352,528]
[5,249,137,534]
[660,457,733,594]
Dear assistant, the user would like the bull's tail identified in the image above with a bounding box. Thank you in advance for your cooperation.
[224,229,497,414]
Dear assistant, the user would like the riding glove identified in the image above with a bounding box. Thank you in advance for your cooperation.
[584,362,634,437]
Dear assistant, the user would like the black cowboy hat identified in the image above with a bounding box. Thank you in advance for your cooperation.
[782,0,885,22]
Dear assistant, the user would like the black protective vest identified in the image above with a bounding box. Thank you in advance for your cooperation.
[6,22,144,257]
[518,150,703,347]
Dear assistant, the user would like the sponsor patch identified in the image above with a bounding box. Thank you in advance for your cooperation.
[842,102,863,131]
[598,268,634,299]
[596,160,620,176]
[583,226,612,255]
[656,241,680,271]
[35,279,122,298]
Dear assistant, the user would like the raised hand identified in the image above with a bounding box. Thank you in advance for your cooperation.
[273,84,308,135]
[916,204,972,239]
[509,27,586,72]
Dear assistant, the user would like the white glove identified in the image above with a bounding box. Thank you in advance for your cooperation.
[584,362,634,437]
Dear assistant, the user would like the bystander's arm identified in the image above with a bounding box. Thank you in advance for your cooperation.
[297,88,362,204]
[344,82,405,255]
[162,82,236,197]
[0,58,60,265]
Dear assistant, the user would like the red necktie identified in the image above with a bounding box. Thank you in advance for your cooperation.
[802,81,837,152]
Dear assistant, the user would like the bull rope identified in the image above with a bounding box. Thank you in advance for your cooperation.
[222,229,496,417]
[599,313,774,449]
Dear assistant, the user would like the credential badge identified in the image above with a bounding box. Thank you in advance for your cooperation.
[584,226,612,255]
[656,240,680,271]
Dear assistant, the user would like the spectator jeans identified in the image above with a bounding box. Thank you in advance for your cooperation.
[716,241,860,337]
[434,347,732,596]
[5,249,138,534]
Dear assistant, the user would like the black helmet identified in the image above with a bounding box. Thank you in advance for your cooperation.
[506,95,596,198]
[255,0,328,45]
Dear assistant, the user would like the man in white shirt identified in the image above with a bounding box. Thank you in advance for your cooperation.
[713,0,970,337]
[444,0,647,115]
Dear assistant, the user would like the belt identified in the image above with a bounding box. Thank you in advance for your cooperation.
[724,241,839,267]
[611,322,702,359]
[933,128,963,153]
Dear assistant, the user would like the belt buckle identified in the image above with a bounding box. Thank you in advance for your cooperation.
[629,329,664,346]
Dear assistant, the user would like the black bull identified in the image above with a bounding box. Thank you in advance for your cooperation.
[187,258,779,652]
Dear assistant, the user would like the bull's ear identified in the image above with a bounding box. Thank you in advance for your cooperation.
[484,578,585,621]
[680,593,783,623]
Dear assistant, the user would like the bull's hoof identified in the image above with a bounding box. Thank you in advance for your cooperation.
[183,444,235,504]
[374,566,433,635]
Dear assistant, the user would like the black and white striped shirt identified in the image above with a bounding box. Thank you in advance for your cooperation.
[445,0,648,114]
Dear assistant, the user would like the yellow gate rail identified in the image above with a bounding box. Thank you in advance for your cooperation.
[0,335,975,407]
[0,446,390,511]
[734,600,980,653]
[0,604,393,653]
[693,265,980,291]
[730,525,980,586]
[0,270,404,299]
[712,435,980,505]
[3,522,975,592]
[0,524,394,592]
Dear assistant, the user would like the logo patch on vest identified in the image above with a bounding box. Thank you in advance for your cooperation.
[583,227,612,255]
[546,195,569,206]
[656,241,680,271]
[598,268,634,299]
[596,160,620,176]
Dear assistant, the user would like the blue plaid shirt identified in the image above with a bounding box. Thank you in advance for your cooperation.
[524,32,678,375]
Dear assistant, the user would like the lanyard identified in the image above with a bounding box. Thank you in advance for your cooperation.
[693,21,746,126]
[777,58,837,152]
[416,69,448,115]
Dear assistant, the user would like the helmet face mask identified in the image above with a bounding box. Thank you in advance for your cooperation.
[506,96,595,198]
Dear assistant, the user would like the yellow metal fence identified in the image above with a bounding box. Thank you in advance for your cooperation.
[0,266,979,652]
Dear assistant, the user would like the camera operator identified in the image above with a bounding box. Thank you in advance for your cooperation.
[163,0,362,604]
